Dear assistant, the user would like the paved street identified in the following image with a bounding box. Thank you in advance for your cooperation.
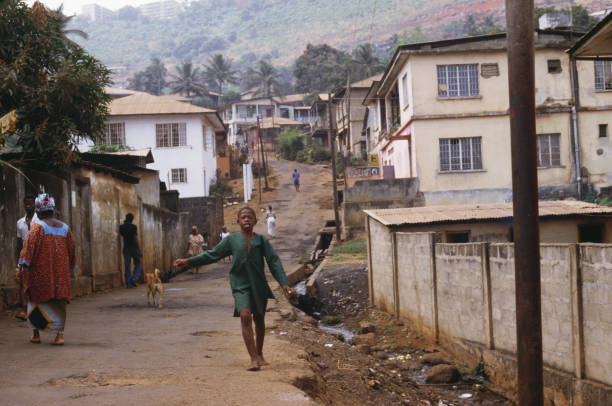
[0,159,332,406]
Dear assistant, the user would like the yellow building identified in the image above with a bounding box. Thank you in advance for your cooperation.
[363,30,612,205]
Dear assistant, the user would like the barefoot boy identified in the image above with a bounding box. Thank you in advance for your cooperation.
[174,206,292,371]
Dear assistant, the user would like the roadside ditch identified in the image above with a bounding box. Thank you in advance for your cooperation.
[279,223,512,405]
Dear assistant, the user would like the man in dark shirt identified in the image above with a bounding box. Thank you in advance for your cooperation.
[119,213,142,288]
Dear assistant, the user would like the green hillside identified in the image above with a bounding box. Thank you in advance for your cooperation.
[70,0,598,80]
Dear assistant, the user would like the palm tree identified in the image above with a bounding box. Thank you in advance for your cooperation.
[168,62,206,97]
[248,60,281,97]
[203,54,238,98]
[53,5,88,42]
[353,43,384,77]
[144,58,167,95]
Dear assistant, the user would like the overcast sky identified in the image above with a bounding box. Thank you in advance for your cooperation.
[28,0,155,15]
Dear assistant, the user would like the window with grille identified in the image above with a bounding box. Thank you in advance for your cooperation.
[439,137,482,172]
[437,64,479,97]
[595,60,612,90]
[599,124,608,138]
[102,123,125,145]
[203,128,214,151]
[156,123,186,148]
[171,168,187,183]
[536,133,561,167]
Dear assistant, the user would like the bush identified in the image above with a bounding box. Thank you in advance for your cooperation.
[308,146,331,163]
[278,129,305,161]
[209,177,232,196]
[296,150,307,162]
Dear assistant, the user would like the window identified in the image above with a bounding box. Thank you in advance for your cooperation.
[599,124,608,138]
[579,224,604,243]
[536,133,561,167]
[156,123,186,148]
[439,137,482,172]
[437,64,479,97]
[246,105,256,118]
[401,73,409,105]
[380,99,387,132]
[446,231,470,243]
[547,59,562,74]
[280,108,290,118]
[171,168,187,183]
[102,123,125,145]
[390,84,400,129]
[203,128,214,151]
[595,60,612,90]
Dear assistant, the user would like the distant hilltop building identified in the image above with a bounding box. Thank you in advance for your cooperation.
[538,10,572,30]
[81,3,114,21]
[138,0,181,19]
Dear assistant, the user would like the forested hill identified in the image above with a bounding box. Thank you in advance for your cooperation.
[70,0,598,74]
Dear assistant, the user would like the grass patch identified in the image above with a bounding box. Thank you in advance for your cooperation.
[331,240,367,254]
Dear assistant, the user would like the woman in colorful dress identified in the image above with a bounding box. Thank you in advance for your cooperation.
[186,226,205,274]
[17,193,76,345]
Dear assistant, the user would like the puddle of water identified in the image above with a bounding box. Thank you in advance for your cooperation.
[318,323,356,344]
[164,288,188,292]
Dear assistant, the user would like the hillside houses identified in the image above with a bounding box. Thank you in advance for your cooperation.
[361,29,612,205]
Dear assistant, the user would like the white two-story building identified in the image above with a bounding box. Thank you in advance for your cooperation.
[85,92,225,198]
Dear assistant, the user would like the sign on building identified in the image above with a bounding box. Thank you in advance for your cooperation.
[368,153,379,167]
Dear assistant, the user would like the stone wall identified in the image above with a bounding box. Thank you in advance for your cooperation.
[179,196,224,247]
[366,223,612,403]
[343,178,424,233]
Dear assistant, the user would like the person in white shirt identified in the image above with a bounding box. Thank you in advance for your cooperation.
[15,195,37,321]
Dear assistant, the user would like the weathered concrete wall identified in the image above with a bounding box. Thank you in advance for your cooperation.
[0,168,21,308]
[140,204,185,279]
[343,178,424,232]
[436,243,487,345]
[366,223,612,403]
[580,244,612,385]
[367,217,395,313]
[179,196,224,247]
[133,169,160,207]
[395,232,436,335]
[489,244,575,374]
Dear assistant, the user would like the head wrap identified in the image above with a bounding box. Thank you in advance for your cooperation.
[35,193,55,213]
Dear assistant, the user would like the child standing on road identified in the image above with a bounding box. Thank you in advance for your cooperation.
[174,206,292,371]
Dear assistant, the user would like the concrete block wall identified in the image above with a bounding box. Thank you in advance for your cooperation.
[580,244,612,385]
[366,217,395,313]
[435,243,488,345]
[395,232,436,335]
[367,225,612,402]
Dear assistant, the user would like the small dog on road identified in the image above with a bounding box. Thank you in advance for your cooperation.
[146,268,163,308]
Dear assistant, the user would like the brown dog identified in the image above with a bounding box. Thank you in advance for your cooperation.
[146,268,163,308]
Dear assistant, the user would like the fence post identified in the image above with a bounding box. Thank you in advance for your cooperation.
[391,231,400,318]
[481,242,494,350]
[366,216,374,306]
[429,232,439,343]
[570,244,585,379]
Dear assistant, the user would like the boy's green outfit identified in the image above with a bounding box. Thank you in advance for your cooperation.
[187,233,289,316]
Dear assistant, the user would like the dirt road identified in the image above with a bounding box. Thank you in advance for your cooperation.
[0,159,333,406]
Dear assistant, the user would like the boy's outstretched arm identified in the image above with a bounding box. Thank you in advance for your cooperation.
[262,237,293,299]
[174,236,231,270]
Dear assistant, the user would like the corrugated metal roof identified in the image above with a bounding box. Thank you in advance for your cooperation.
[110,93,216,116]
[250,117,305,129]
[365,201,612,227]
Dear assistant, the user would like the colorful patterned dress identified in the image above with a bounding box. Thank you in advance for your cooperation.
[18,218,76,333]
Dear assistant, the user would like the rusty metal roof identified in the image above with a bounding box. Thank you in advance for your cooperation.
[110,92,216,116]
[365,200,612,227]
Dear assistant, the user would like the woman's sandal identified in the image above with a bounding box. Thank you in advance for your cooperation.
[29,336,41,344]
[51,335,64,346]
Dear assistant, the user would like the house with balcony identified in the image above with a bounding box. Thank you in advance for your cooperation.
[310,93,335,148]
[222,93,314,145]
[333,74,382,156]
[363,29,612,205]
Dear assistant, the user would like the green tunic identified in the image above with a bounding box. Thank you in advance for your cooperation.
[187,232,289,316]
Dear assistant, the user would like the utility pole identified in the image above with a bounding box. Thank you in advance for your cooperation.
[346,71,351,159]
[505,1,543,405]
[256,117,262,203]
[259,117,269,189]
[327,92,341,241]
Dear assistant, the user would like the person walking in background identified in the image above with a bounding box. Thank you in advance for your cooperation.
[265,205,276,238]
[186,226,205,274]
[119,213,142,288]
[292,169,300,192]
[17,193,76,345]
[15,194,37,321]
